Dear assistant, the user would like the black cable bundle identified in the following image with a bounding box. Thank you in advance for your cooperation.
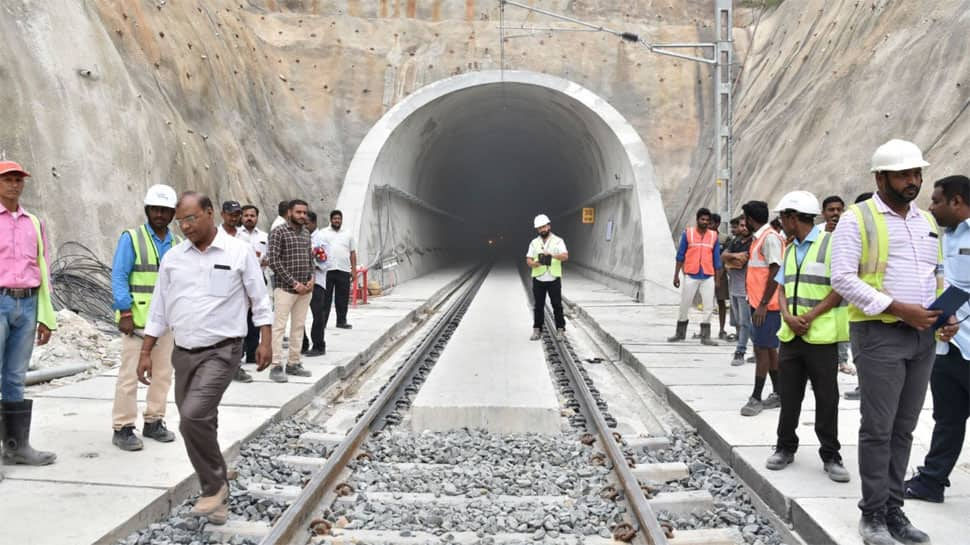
[48,242,115,327]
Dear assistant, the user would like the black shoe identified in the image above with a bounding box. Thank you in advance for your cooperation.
[286,363,312,377]
[859,511,895,545]
[112,426,144,451]
[305,347,326,357]
[904,474,945,503]
[336,323,352,329]
[143,420,176,443]
[765,449,794,470]
[886,507,930,544]
[233,367,254,383]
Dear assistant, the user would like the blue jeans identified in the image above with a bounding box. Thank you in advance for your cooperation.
[729,294,751,355]
[0,293,38,401]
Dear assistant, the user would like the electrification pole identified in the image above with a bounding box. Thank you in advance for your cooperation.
[498,0,735,221]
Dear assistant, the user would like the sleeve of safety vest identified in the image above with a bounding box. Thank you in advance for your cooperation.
[111,231,136,311]
[830,210,893,315]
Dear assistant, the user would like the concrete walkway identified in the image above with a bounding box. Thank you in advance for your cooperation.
[564,274,970,545]
[0,266,472,545]
[410,265,560,434]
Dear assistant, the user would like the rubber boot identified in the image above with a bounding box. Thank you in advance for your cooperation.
[667,320,688,342]
[1,400,56,466]
[700,323,719,346]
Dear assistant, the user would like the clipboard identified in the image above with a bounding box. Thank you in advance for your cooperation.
[928,286,970,330]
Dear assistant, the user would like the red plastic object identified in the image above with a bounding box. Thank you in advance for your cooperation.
[351,266,368,306]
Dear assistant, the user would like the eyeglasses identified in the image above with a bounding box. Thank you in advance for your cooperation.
[176,215,200,226]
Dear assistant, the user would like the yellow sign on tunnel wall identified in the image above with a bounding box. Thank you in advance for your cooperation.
[582,208,595,224]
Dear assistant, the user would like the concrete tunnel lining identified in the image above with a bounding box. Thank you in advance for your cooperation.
[337,71,677,302]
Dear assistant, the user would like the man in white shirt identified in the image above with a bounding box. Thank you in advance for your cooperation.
[316,210,357,330]
[238,204,269,367]
[270,200,288,233]
[526,214,569,340]
[137,192,272,526]
[217,200,254,383]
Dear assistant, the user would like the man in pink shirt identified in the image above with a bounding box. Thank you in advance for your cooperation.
[831,140,957,545]
[0,160,58,476]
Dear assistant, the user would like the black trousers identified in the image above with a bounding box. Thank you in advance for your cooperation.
[308,283,327,350]
[777,337,841,462]
[532,277,565,330]
[243,309,259,363]
[323,270,352,327]
[917,346,970,488]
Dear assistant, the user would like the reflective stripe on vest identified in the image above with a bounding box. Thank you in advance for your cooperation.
[530,236,563,278]
[746,228,785,311]
[683,227,716,276]
[115,226,181,328]
[847,200,944,323]
[778,231,849,344]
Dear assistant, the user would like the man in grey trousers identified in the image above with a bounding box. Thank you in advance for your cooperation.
[138,191,273,525]
[831,139,957,545]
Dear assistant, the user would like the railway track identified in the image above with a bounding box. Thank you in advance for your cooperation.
[119,265,784,545]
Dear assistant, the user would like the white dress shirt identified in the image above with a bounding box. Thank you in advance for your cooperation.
[311,228,329,288]
[237,226,269,265]
[317,225,357,273]
[145,229,273,349]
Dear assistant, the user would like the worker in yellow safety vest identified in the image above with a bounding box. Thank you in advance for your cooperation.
[110,184,181,452]
[762,190,851,484]
[831,139,959,545]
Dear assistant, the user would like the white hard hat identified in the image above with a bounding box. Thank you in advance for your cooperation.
[533,214,551,229]
[870,139,930,172]
[773,190,821,215]
[144,184,177,208]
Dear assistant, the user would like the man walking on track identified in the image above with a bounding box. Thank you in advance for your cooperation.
[526,214,568,340]
[110,184,180,451]
[138,191,272,525]
[0,160,57,474]
[831,139,957,545]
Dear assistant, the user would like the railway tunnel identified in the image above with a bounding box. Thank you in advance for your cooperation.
[337,70,677,302]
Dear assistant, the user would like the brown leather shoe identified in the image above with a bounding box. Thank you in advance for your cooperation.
[189,483,228,516]
[206,502,228,525]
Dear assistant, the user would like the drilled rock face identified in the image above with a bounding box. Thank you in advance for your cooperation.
[0,1,732,258]
[1,1,966,259]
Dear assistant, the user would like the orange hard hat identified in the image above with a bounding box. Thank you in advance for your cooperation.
[0,161,31,178]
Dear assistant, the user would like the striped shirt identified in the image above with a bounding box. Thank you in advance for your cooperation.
[830,193,939,316]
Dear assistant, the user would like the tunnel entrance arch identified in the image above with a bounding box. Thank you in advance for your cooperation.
[337,70,676,302]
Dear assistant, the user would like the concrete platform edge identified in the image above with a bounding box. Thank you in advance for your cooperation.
[90,266,476,545]
[564,297,809,545]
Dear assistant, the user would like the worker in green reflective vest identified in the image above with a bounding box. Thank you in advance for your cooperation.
[762,191,851,484]
[109,184,181,452]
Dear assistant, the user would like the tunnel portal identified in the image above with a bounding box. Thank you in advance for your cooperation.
[337,71,676,301]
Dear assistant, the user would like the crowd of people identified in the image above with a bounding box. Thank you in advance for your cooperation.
[0,168,356,524]
[668,139,969,545]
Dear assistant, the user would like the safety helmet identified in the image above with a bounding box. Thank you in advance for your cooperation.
[144,184,178,209]
[533,214,551,229]
[773,190,821,215]
[870,139,930,173]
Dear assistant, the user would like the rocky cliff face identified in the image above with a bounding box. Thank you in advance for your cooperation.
[1,0,966,260]
[1,0,737,258]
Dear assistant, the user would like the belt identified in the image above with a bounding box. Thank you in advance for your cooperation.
[0,287,39,298]
[176,337,242,354]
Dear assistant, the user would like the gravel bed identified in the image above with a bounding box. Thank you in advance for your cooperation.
[633,428,788,545]
[115,418,321,545]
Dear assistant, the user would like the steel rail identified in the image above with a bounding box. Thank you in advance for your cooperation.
[259,266,490,545]
[538,287,670,545]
